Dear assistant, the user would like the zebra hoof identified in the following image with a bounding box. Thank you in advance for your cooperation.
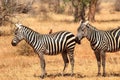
[40,75,45,79]
[70,73,74,77]
[61,73,65,76]
[97,73,101,76]
[45,72,47,76]
[102,73,106,77]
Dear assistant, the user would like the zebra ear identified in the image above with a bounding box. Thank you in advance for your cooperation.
[15,23,22,29]
[80,20,85,24]
[84,21,89,25]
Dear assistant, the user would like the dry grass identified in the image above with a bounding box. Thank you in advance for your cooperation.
[0,2,120,80]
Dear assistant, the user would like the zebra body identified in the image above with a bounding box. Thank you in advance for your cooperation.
[88,28,120,52]
[24,30,75,55]
[77,21,120,77]
[11,24,78,78]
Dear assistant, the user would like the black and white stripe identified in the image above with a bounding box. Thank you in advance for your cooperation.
[11,24,78,78]
[77,21,120,77]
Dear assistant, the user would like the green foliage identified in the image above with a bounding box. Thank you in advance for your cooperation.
[57,5,65,14]
[64,0,88,7]
[63,0,71,2]
[71,0,90,22]
[82,0,90,6]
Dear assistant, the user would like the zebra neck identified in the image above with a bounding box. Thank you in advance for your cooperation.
[24,30,38,48]
[86,29,98,45]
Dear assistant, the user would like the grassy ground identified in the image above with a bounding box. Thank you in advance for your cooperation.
[0,2,120,80]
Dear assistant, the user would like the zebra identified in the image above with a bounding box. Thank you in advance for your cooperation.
[76,20,120,77]
[11,23,80,78]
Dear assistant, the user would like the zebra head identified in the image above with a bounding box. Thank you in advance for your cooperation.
[77,20,89,41]
[11,23,24,46]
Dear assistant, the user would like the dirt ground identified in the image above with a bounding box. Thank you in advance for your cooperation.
[0,1,120,80]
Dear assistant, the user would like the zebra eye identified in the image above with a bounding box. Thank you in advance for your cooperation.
[15,32,17,35]
[15,31,17,35]
[81,27,85,31]
[81,29,84,31]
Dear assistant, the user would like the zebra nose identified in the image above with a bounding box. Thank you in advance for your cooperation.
[75,37,81,44]
[11,41,17,46]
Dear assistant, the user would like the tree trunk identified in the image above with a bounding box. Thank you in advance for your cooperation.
[74,6,79,22]
[88,0,98,22]
[71,0,86,22]
[80,0,86,21]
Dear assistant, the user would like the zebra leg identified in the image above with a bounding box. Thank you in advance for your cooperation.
[101,51,106,77]
[38,53,46,79]
[61,52,69,76]
[94,51,101,76]
[68,51,74,76]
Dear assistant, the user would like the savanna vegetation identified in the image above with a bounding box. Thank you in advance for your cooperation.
[0,0,120,80]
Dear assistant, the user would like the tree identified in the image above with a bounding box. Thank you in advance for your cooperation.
[0,0,35,26]
[71,0,89,22]
[48,0,62,13]
[88,0,98,22]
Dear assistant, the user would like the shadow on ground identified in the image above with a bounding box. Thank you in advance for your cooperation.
[107,72,120,77]
[34,72,120,79]
[34,73,86,78]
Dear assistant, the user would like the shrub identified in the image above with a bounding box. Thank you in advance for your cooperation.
[0,0,16,26]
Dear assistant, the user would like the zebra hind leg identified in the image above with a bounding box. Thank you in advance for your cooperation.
[68,51,74,76]
[61,52,69,76]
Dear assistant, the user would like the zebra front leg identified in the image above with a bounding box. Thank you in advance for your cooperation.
[94,51,101,76]
[61,52,69,76]
[101,51,106,77]
[68,52,74,76]
[38,53,46,79]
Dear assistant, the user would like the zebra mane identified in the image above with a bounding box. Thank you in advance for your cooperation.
[20,25,63,35]
[21,25,40,34]
[87,23,97,31]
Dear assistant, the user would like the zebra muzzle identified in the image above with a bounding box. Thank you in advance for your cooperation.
[75,37,81,44]
[11,41,17,46]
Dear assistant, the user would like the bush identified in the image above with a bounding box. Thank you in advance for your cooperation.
[0,0,16,26]
[0,0,35,26]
